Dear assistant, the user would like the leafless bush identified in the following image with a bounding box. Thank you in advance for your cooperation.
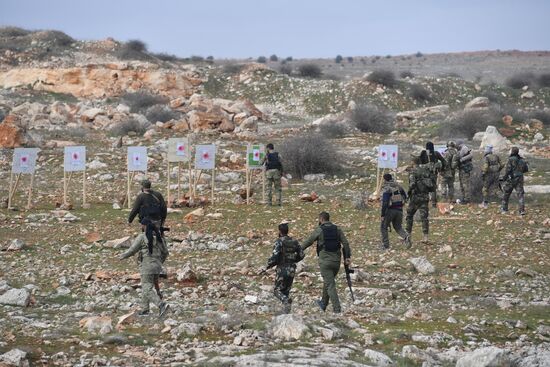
[116,39,152,61]
[538,73,550,88]
[109,119,148,136]
[505,72,536,89]
[145,105,180,123]
[400,70,414,78]
[319,123,347,138]
[298,63,322,78]
[351,105,393,134]
[0,27,32,37]
[408,84,432,102]
[529,109,550,126]
[122,91,168,113]
[279,134,341,178]
[367,69,397,88]
[222,63,245,75]
[279,64,292,75]
[438,108,501,139]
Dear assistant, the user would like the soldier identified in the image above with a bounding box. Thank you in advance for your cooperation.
[119,218,170,316]
[480,145,504,209]
[128,179,167,228]
[500,147,528,215]
[456,140,473,204]
[380,173,411,250]
[262,143,283,206]
[261,223,304,313]
[425,142,445,208]
[301,211,352,314]
[440,141,459,202]
[406,151,432,243]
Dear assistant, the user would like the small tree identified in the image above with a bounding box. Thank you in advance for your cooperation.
[298,63,322,78]
[408,84,432,102]
[400,70,414,78]
[347,56,354,63]
[335,55,343,63]
[279,134,341,178]
[279,64,292,75]
[269,54,278,62]
[257,56,267,63]
[352,105,393,134]
[285,56,293,62]
[415,51,423,58]
[367,69,397,88]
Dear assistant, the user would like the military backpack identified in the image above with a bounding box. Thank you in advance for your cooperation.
[280,237,304,265]
[414,164,435,193]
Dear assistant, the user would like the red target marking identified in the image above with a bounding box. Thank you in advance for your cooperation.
[203,152,210,159]
[73,153,79,160]
[391,152,396,158]
[381,151,386,157]
[254,151,259,158]
[21,156,27,162]
[178,145,185,151]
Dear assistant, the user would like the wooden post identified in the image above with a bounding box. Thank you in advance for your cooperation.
[188,159,193,198]
[211,168,215,204]
[177,162,181,202]
[7,173,14,209]
[63,170,67,205]
[167,160,171,208]
[9,173,21,209]
[127,168,131,209]
[262,167,266,204]
[245,167,250,204]
[82,167,87,206]
[27,172,35,210]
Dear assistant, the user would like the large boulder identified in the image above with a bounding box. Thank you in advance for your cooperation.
[465,97,490,110]
[0,348,29,367]
[187,110,230,131]
[456,347,511,367]
[479,125,512,152]
[0,288,31,307]
[0,122,25,148]
[364,349,393,366]
[408,257,435,274]
[269,314,308,341]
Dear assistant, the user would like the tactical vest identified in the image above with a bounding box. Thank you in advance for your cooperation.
[279,237,303,266]
[140,192,163,221]
[485,154,501,173]
[443,148,457,176]
[511,156,528,177]
[414,164,434,194]
[266,152,282,170]
[321,224,340,253]
[384,182,403,206]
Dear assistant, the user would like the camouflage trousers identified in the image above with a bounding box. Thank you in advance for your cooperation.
[502,178,525,212]
[381,208,409,248]
[406,196,429,235]
[319,259,341,313]
[440,175,455,202]
[265,169,282,205]
[482,173,501,203]
[458,169,471,202]
[274,265,295,305]
[141,273,161,312]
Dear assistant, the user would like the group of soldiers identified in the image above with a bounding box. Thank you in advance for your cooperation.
[119,141,529,316]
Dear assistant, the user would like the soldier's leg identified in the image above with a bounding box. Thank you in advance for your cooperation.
[141,274,161,312]
[154,275,162,300]
[482,177,489,204]
[380,214,391,249]
[392,210,409,240]
[273,269,287,304]
[448,178,455,202]
[516,181,525,213]
[501,183,513,211]
[420,200,429,235]
[265,171,274,205]
[405,201,417,234]
[463,171,471,202]
[320,261,341,312]
[274,171,282,206]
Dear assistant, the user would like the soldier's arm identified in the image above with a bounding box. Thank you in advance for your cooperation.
[128,194,143,223]
[381,190,391,217]
[266,239,282,269]
[400,186,408,202]
[460,149,473,162]
[120,236,143,259]
[482,157,489,174]
[339,228,351,260]
[502,159,513,179]
[436,152,446,170]
[451,153,459,170]
[157,192,168,222]
[301,228,321,251]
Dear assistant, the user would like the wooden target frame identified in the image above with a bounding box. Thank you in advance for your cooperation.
[166,137,193,208]
[192,144,216,204]
[245,143,266,204]
[126,146,148,209]
[63,146,87,207]
[8,148,39,210]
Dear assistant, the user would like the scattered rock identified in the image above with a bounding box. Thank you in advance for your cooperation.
[0,288,31,307]
[270,314,308,341]
[456,347,511,367]
[364,349,393,366]
[0,348,29,367]
[408,256,435,274]
[103,236,132,249]
[479,125,511,152]
[176,262,197,282]
[116,311,136,330]
[184,207,205,223]
[465,96,490,109]
[7,239,26,251]
[79,316,113,335]
[521,91,535,99]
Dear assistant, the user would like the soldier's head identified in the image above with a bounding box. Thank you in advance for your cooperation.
[425,141,435,153]
[318,211,330,224]
[383,173,393,182]
[419,150,429,164]
[278,223,289,237]
[266,143,274,151]
[456,140,464,149]
[141,179,152,191]
[511,147,519,156]
[447,140,456,148]
[484,145,493,154]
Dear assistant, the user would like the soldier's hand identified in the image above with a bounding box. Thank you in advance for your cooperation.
[344,258,352,266]
[381,216,385,222]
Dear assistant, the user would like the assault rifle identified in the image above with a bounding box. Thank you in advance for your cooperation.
[344,261,355,302]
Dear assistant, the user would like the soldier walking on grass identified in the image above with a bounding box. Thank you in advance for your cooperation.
[261,223,304,313]
[406,151,432,243]
[500,147,528,215]
[440,141,459,202]
[128,179,167,228]
[262,143,283,206]
[425,141,445,208]
[480,145,504,209]
[456,141,473,204]
[380,173,411,250]
[119,218,170,317]
[301,212,352,314]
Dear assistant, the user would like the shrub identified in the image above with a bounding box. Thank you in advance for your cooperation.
[279,64,292,75]
[145,105,180,123]
[319,123,346,138]
[347,56,353,63]
[279,134,341,178]
[335,55,343,63]
[408,84,432,102]
[537,73,550,88]
[0,26,31,37]
[415,51,423,58]
[498,104,527,122]
[298,63,322,78]
[367,69,397,88]
[117,39,151,61]
[154,53,180,62]
[269,54,278,62]
[122,91,168,113]
[206,55,214,61]
[257,56,267,63]
[109,119,148,136]
[351,105,393,134]
[505,72,536,89]
[437,108,501,139]
[190,55,204,62]
[400,70,414,78]
[125,39,147,52]
[222,63,245,74]
[528,109,550,126]
[45,30,74,47]
[285,56,293,62]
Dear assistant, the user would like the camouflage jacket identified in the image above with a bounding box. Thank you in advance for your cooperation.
[121,234,167,274]
[267,236,304,269]
[482,153,503,174]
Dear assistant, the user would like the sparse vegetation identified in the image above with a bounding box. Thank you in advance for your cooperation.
[222,63,245,75]
[319,122,347,138]
[366,69,397,88]
[415,51,423,58]
[347,56,353,63]
[116,39,152,61]
[351,105,393,134]
[145,105,180,123]
[529,109,550,126]
[438,108,501,139]
[257,56,267,63]
[0,26,32,38]
[408,84,432,102]
[279,134,341,178]
[538,73,550,88]
[154,53,180,62]
[122,91,168,113]
[109,119,148,136]
[279,64,292,76]
[400,70,414,79]
[190,55,204,62]
[335,55,343,64]
[505,72,536,89]
[269,54,278,62]
[298,63,322,79]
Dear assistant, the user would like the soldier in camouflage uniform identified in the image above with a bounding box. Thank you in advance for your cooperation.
[500,147,528,215]
[480,145,504,209]
[262,143,283,206]
[263,223,304,313]
[302,212,352,314]
[456,141,473,204]
[120,218,170,316]
[425,142,446,208]
[380,173,411,250]
[440,141,459,202]
[406,151,432,243]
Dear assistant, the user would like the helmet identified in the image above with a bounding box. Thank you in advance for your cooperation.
[447,140,456,148]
